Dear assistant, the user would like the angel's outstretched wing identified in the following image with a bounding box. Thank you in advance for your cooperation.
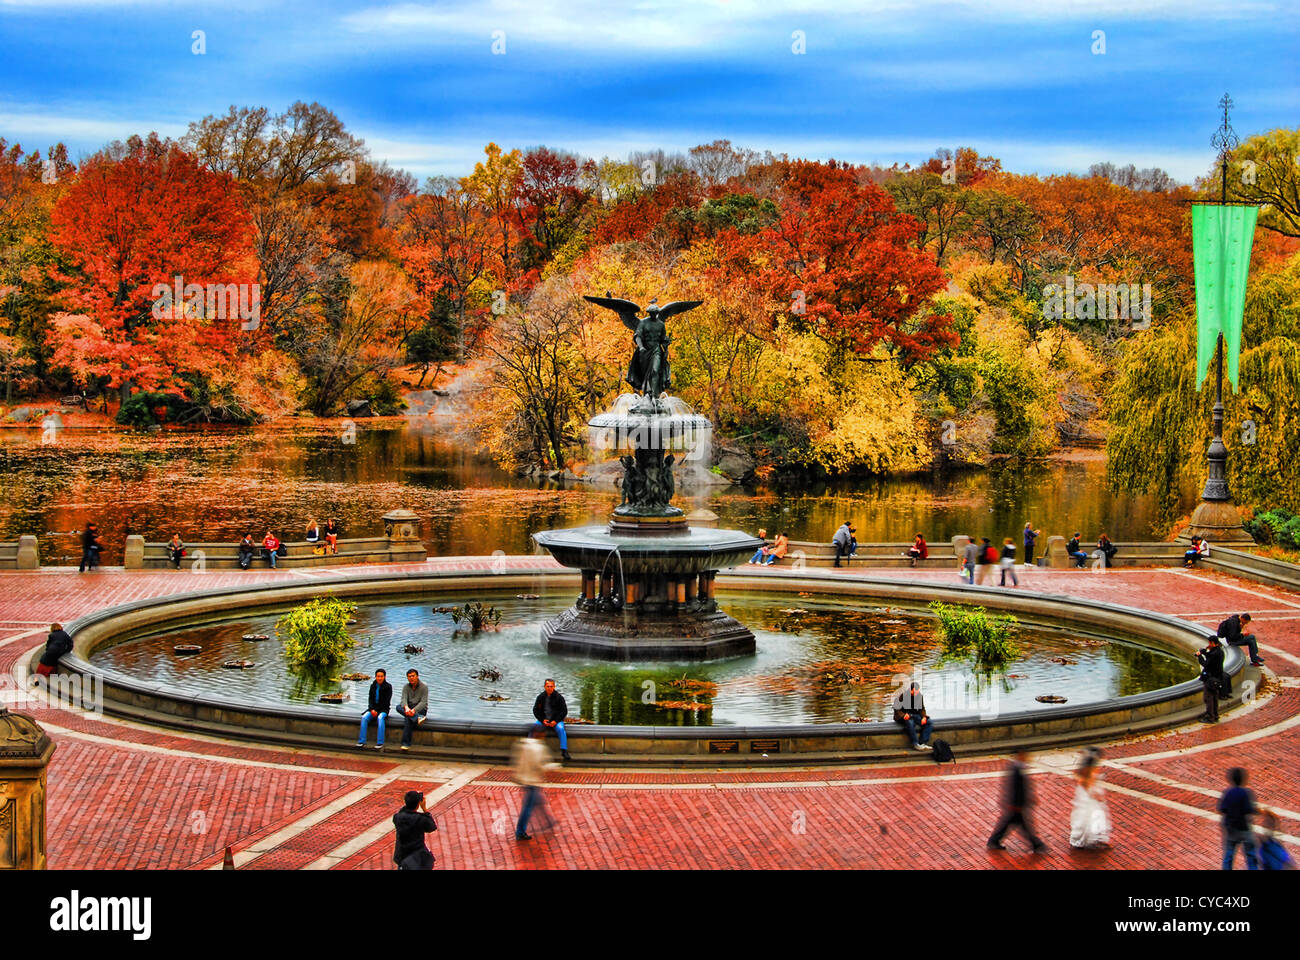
[655,300,704,321]
[583,295,642,333]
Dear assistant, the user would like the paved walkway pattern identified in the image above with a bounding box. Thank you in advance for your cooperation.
[4,557,1298,869]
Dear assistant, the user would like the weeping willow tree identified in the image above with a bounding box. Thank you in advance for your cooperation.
[1106,257,1300,530]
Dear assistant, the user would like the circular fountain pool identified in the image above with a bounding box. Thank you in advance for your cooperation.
[88,591,1195,726]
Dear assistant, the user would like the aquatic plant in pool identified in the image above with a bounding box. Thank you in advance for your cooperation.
[277,598,357,671]
[929,601,1021,668]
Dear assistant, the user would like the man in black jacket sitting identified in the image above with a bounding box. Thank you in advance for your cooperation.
[532,678,571,761]
[1218,613,1263,667]
[357,668,393,749]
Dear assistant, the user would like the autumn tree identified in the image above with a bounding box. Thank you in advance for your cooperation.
[293,260,417,415]
[463,142,524,282]
[722,160,955,365]
[47,134,255,401]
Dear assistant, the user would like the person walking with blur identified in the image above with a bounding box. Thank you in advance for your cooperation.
[960,537,979,585]
[78,522,102,572]
[1069,747,1111,848]
[1218,768,1258,870]
[999,538,1019,586]
[988,749,1046,854]
[975,537,997,585]
[512,726,558,841]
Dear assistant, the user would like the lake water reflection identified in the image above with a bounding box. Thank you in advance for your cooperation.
[0,420,1165,564]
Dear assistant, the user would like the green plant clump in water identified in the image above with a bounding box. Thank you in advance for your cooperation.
[277,598,357,670]
[450,602,502,631]
[929,600,1020,668]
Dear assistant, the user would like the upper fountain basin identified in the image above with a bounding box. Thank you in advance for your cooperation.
[533,525,765,574]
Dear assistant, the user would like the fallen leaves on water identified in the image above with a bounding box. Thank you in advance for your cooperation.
[479,692,510,702]
[666,674,718,696]
[340,672,370,681]
[1050,657,1077,665]
[1036,695,1068,704]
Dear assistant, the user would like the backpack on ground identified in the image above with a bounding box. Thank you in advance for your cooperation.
[931,738,955,764]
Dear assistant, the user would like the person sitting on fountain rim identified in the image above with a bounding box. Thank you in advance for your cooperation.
[397,668,429,750]
[832,521,856,567]
[764,531,789,565]
[237,533,255,570]
[748,528,770,564]
[1066,533,1088,568]
[357,668,392,749]
[893,681,933,750]
[907,533,928,567]
[532,678,571,761]
[1218,612,1263,667]
[1184,535,1211,566]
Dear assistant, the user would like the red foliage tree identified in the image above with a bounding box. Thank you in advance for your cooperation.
[47,134,255,395]
[718,160,955,363]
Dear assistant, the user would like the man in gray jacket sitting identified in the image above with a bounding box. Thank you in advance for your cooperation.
[398,668,429,750]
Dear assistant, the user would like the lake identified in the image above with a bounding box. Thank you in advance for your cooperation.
[0,420,1166,564]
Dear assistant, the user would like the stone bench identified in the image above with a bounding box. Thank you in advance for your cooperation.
[0,536,40,570]
[123,509,428,570]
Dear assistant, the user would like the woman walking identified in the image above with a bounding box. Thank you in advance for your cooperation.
[1069,747,1111,849]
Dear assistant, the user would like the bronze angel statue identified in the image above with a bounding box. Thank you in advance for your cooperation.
[583,293,703,399]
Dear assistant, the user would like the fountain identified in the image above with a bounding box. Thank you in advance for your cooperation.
[532,295,765,660]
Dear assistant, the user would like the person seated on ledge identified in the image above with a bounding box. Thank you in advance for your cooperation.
[1184,535,1211,566]
[1097,533,1118,568]
[532,677,571,761]
[1218,612,1263,667]
[262,529,281,569]
[357,668,392,749]
[237,533,255,570]
[305,519,322,554]
[323,517,341,555]
[34,622,73,683]
[832,520,857,567]
[764,531,789,565]
[397,668,429,750]
[906,533,928,567]
[747,528,770,564]
[166,533,186,569]
[893,681,933,750]
[1066,533,1088,568]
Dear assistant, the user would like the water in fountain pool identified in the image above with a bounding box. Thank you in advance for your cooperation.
[90,594,1196,725]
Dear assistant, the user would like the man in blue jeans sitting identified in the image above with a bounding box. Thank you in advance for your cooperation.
[532,678,571,761]
[397,668,429,750]
[1218,613,1264,667]
[1066,533,1088,568]
[357,668,392,749]
[893,680,933,751]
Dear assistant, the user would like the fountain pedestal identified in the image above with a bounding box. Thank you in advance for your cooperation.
[533,525,763,660]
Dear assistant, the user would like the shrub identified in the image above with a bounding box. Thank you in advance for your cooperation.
[929,600,1020,668]
[277,598,357,670]
[116,391,191,428]
[1246,508,1300,550]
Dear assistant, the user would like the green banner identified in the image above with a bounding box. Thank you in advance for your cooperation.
[1192,203,1258,392]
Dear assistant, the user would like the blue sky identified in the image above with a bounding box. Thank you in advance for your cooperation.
[1,0,1296,184]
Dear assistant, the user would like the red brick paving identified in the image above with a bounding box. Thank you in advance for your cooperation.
[6,559,1299,869]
